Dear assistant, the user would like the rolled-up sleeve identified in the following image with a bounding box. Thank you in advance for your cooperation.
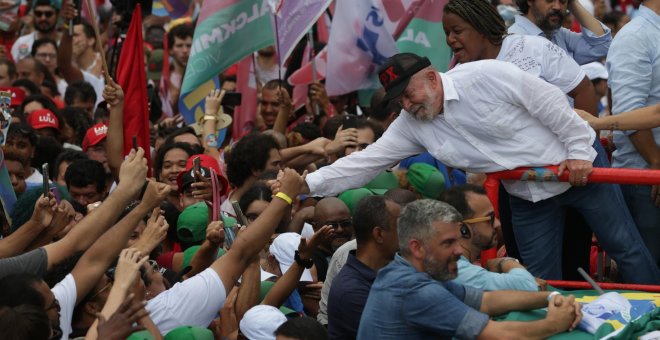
[560,24,611,65]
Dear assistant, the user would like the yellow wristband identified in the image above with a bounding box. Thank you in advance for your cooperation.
[275,192,293,205]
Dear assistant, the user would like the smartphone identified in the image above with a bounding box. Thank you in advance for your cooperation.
[192,156,202,181]
[132,135,137,150]
[50,186,61,203]
[221,92,242,106]
[42,163,49,197]
[343,115,358,129]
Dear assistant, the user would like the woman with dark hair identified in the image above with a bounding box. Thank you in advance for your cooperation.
[154,141,194,210]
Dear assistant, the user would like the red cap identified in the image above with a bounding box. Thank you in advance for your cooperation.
[176,154,229,195]
[0,87,26,107]
[82,123,108,151]
[27,109,59,130]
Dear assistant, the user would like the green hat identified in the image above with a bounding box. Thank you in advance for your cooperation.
[164,326,214,340]
[147,49,164,81]
[406,163,445,199]
[177,202,209,243]
[364,171,399,192]
[127,330,155,340]
[338,188,373,215]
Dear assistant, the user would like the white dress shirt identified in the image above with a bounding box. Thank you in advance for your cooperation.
[306,60,596,202]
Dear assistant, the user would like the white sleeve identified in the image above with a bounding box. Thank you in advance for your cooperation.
[82,71,106,106]
[538,39,586,94]
[306,116,425,196]
[52,274,77,340]
[147,268,227,334]
[484,62,596,161]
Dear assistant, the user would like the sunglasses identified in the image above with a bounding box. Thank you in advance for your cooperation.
[325,219,353,230]
[462,212,496,228]
[34,10,55,18]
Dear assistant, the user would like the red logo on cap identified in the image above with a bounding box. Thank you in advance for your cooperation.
[379,66,398,87]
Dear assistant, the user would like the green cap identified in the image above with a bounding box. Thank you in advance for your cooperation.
[164,326,214,340]
[147,49,164,81]
[338,188,373,215]
[127,330,155,340]
[406,163,445,199]
[177,202,209,243]
[364,171,399,191]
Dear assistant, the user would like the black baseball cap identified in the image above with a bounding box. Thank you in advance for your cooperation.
[378,53,431,102]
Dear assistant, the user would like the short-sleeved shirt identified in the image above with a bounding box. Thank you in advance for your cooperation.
[328,251,376,340]
[496,34,585,95]
[147,268,227,334]
[357,254,490,340]
[52,274,77,340]
[452,256,538,292]
[0,247,48,280]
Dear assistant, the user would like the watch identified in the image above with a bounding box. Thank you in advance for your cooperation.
[294,251,314,269]
[498,257,519,272]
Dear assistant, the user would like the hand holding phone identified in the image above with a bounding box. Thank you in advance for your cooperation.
[42,164,50,197]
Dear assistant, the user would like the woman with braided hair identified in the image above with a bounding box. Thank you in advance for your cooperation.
[442,0,604,281]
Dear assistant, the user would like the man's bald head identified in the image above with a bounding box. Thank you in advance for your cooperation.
[314,197,353,252]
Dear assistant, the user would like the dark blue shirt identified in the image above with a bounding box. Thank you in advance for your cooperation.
[357,254,490,339]
[327,251,376,340]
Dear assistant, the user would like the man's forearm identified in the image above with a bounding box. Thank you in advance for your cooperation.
[106,102,125,181]
[630,130,660,168]
[0,220,45,258]
[481,291,550,316]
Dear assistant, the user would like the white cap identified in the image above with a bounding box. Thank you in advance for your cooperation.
[239,305,287,340]
[269,233,314,282]
[581,62,608,81]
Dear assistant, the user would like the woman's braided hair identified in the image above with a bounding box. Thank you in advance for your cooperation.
[443,0,507,46]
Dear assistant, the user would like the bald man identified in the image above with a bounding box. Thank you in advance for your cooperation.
[312,197,354,281]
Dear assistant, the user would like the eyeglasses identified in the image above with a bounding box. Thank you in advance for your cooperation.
[462,212,496,227]
[325,219,352,230]
[34,10,55,18]
[88,271,114,300]
[35,53,57,60]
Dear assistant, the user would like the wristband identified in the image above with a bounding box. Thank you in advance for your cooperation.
[547,291,561,302]
[275,192,293,205]
[202,115,218,122]
[497,257,519,273]
[294,250,314,268]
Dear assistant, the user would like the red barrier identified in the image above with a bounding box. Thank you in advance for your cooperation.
[547,280,660,293]
[488,166,660,185]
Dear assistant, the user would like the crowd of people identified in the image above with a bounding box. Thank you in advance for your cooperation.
[0,0,659,339]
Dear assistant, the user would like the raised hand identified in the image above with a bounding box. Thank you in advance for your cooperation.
[205,89,225,116]
[114,248,149,290]
[139,181,171,211]
[278,168,307,199]
[117,148,148,197]
[96,293,147,340]
[102,77,125,108]
[135,208,169,254]
[207,220,226,246]
[325,125,358,155]
[30,195,57,228]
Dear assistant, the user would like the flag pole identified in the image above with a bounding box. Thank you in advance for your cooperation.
[307,29,319,116]
[85,0,111,82]
[273,14,282,87]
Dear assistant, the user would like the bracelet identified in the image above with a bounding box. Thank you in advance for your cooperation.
[294,250,314,268]
[274,192,293,205]
[202,115,218,122]
[547,291,561,302]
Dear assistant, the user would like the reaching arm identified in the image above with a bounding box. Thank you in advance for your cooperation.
[43,149,149,271]
[57,0,85,83]
[202,90,224,160]
[71,181,170,302]
[183,220,225,280]
[234,256,260,321]
[480,290,550,316]
[104,78,126,181]
[212,168,304,293]
[0,196,55,258]
[577,105,660,131]
[132,209,169,256]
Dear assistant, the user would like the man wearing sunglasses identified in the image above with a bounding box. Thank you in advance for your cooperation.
[442,185,540,292]
[12,0,61,61]
[312,197,355,282]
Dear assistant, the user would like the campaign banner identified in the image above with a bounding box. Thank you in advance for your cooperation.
[181,0,274,97]
[0,149,16,223]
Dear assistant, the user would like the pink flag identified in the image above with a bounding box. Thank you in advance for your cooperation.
[232,56,258,139]
[325,0,398,96]
[288,48,327,86]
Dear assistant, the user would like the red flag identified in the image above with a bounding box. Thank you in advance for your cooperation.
[117,4,151,174]
[232,56,258,139]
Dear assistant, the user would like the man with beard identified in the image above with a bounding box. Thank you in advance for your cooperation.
[312,197,354,282]
[357,200,581,338]
[442,185,539,292]
[510,0,611,65]
[291,53,660,284]
[12,0,61,61]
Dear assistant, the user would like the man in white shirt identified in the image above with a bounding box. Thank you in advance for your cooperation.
[299,53,660,284]
[11,0,60,61]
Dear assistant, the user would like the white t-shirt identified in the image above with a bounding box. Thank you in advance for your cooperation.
[147,268,227,334]
[52,274,77,340]
[496,34,586,94]
[57,71,105,106]
[11,32,36,61]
